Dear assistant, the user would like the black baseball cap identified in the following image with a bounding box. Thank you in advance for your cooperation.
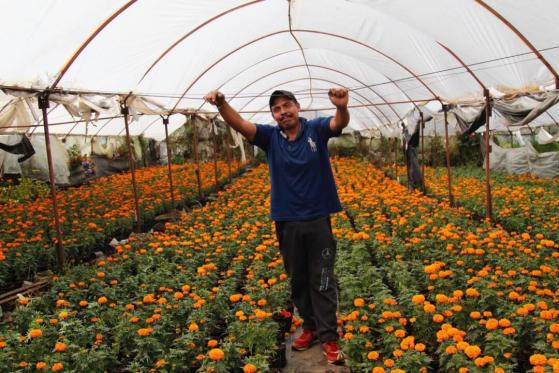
[269,90,298,108]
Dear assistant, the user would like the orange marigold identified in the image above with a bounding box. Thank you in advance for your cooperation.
[208,348,225,361]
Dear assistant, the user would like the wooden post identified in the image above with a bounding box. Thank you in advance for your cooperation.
[420,111,426,193]
[211,120,219,188]
[163,117,175,209]
[121,103,141,232]
[191,116,203,200]
[484,89,493,221]
[224,128,232,181]
[38,92,65,272]
[443,104,454,207]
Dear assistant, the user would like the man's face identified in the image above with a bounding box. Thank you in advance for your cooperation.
[271,97,300,131]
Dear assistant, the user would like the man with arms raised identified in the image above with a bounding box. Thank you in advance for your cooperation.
[204,87,349,365]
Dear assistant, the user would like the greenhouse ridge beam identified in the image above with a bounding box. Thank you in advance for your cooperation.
[138,0,264,84]
[51,0,138,89]
[475,0,559,89]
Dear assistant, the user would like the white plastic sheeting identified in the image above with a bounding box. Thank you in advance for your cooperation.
[487,140,559,178]
[1,0,559,139]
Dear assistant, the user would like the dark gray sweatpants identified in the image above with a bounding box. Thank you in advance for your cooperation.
[275,216,339,342]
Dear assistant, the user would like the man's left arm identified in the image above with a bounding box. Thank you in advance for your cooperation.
[328,88,350,135]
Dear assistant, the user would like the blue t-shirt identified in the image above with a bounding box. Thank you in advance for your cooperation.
[250,116,343,221]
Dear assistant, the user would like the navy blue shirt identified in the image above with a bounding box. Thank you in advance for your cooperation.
[251,116,343,221]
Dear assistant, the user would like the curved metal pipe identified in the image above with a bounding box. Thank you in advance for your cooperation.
[171,29,439,112]
[225,64,393,123]
[139,0,264,84]
[475,0,559,89]
[51,0,138,89]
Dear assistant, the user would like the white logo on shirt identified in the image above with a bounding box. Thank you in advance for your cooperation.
[308,136,317,152]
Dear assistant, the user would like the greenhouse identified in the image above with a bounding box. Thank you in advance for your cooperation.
[0,1,558,372]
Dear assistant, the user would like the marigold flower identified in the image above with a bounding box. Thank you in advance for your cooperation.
[464,345,481,359]
[208,348,225,361]
[485,318,499,330]
[36,362,47,370]
[529,354,547,366]
[367,351,380,360]
[243,364,257,373]
[54,342,67,352]
[29,329,43,338]
[51,362,64,371]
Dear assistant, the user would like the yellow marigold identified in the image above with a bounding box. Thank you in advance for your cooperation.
[367,351,380,360]
[208,348,225,361]
[469,311,481,319]
[498,319,511,328]
[433,314,444,323]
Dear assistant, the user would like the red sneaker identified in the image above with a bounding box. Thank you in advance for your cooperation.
[292,329,318,351]
[322,340,344,365]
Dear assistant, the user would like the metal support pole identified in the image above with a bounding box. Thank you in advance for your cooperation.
[191,116,203,200]
[443,104,454,207]
[394,137,398,180]
[163,117,175,209]
[121,103,142,232]
[224,129,232,181]
[39,92,65,273]
[211,120,219,188]
[420,111,426,193]
[483,89,493,222]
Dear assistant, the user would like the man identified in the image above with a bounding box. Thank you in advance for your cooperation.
[204,88,349,365]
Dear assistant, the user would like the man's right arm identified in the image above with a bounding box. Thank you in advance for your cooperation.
[204,90,257,143]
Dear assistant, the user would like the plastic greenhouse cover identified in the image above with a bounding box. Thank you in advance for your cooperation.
[1,0,559,140]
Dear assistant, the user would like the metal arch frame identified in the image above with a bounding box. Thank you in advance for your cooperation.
[138,0,264,84]
[475,0,559,89]
[170,29,440,113]
[247,75,387,127]
[50,0,138,89]
[239,76,388,131]
[287,0,314,109]
[224,64,394,124]
[198,48,407,123]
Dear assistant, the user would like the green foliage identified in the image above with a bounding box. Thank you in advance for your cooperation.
[531,140,559,153]
[452,133,483,166]
[0,178,50,204]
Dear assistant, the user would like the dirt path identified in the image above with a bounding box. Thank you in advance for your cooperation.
[281,328,351,373]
